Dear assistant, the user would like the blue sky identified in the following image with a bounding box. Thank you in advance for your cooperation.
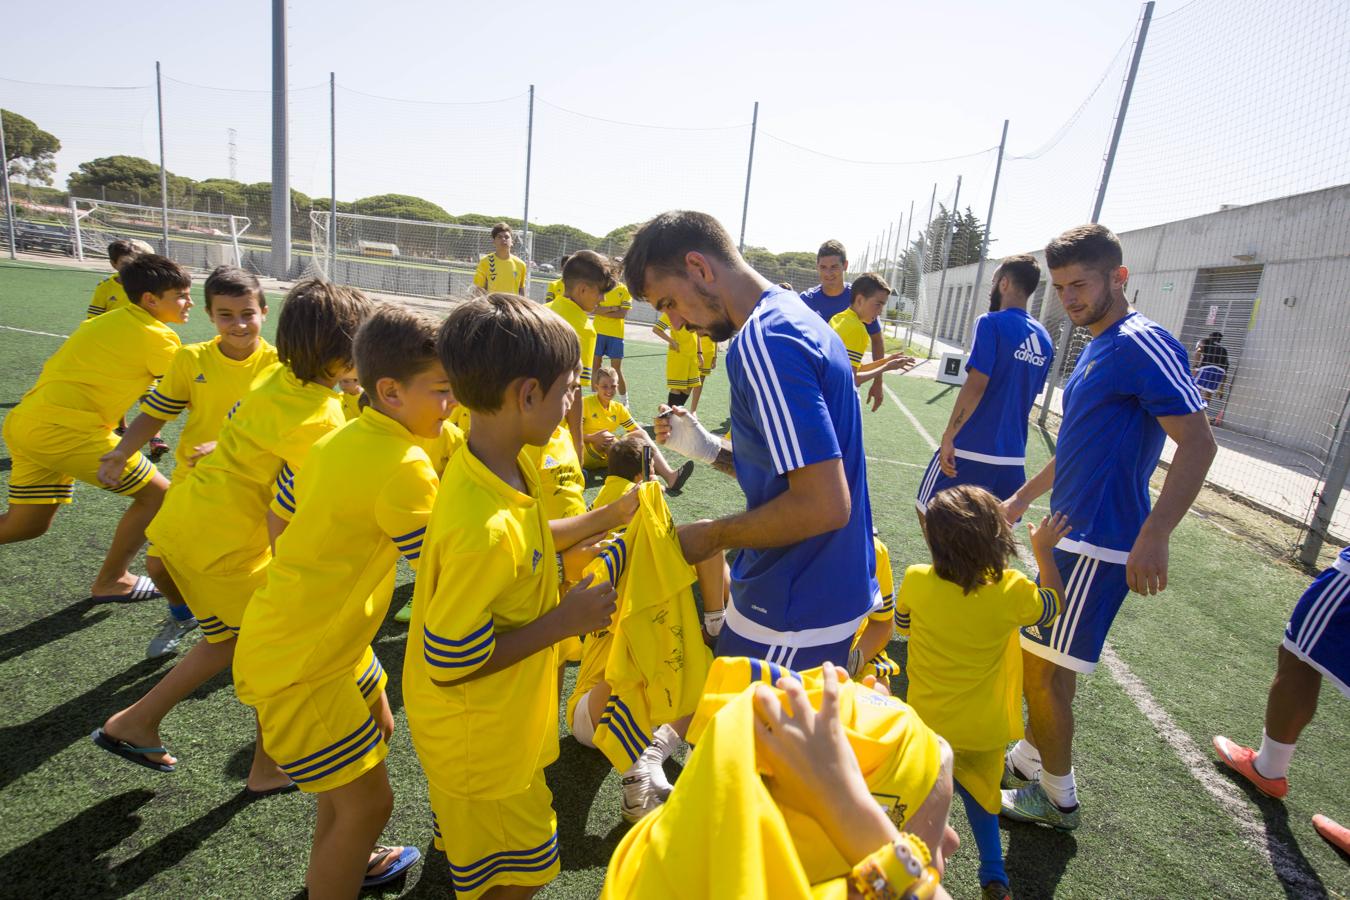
[3,0,1346,257]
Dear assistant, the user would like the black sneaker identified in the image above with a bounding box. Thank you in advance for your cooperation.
[148,436,171,461]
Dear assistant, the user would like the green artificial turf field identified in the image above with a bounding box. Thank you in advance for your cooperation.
[1,260,1346,898]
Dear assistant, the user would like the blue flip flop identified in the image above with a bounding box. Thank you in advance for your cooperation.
[90,728,175,773]
[362,845,420,888]
[90,575,162,604]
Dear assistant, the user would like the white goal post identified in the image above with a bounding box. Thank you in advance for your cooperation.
[71,198,251,269]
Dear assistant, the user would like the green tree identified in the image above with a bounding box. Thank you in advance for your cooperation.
[66,155,193,205]
[2,109,61,186]
[351,194,453,222]
[896,204,991,298]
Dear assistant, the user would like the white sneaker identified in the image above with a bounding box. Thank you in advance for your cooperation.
[147,615,198,659]
[620,754,671,823]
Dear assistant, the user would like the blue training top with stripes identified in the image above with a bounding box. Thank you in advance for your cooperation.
[958,307,1054,460]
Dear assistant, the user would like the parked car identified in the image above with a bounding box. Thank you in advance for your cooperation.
[15,220,75,255]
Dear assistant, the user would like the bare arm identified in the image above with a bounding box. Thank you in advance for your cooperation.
[1003,456,1055,523]
[1127,411,1217,595]
[266,509,289,553]
[937,368,990,476]
[594,306,627,318]
[549,488,639,550]
[677,457,850,563]
[651,324,680,351]
[96,412,165,487]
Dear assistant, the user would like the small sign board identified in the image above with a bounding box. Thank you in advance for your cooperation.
[936,352,968,387]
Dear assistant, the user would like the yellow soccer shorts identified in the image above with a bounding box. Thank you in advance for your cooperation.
[429,773,560,900]
[253,647,390,794]
[665,353,701,394]
[3,412,157,505]
[159,554,268,643]
[952,745,1005,814]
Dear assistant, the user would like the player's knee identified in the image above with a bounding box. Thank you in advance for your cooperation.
[0,506,58,542]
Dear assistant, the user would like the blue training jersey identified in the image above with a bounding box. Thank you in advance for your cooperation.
[800,283,881,336]
[1051,312,1205,562]
[725,287,878,644]
[957,308,1054,461]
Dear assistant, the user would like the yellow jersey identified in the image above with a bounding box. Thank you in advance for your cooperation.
[580,394,637,468]
[139,337,279,485]
[545,295,597,387]
[523,422,586,521]
[606,659,942,897]
[593,283,633,339]
[590,475,638,512]
[403,445,561,798]
[145,365,347,575]
[544,277,565,303]
[15,302,180,435]
[414,419,466,479]
[86,273,131,319]
[897,564,1060,750]
[340,391,363,421]
[698,335,718,373]
[448,403,472,436]
[656,313,698,359]
[235,409,439,701]
[473,253,527,294]
[828,307,868,370]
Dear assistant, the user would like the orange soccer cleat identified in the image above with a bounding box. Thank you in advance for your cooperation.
[1212,735,1288,800]
[1312,815,1350,855]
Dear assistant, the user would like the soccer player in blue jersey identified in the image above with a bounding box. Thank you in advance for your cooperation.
[625,211,879,671]
[801,240,888,411]
[999,224,1217,829]
[916,255,1054,524]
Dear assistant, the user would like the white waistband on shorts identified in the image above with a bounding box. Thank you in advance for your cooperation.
[724,597,873,649]
[953,449,1026,465]
[1055,538,1130,566]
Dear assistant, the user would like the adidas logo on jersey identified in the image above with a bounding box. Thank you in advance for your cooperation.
[531,549,542,571]
[1014,334,1047,366]
[194,374,207,383]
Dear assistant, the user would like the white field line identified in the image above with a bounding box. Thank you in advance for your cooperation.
[885,374,1320,895]
[1,324,67,339]
[867,455,926,469]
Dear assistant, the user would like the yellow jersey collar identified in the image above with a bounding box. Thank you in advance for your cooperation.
[461,443,540,509]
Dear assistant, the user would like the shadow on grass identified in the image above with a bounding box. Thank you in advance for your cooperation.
[1033,423,1056,457]
[105,790,255,896]
[0,789,155,897]
[1003,821,1078,897]
[0,597,113,664]
[925,385,957,405]
[372,590,414,718]
[1216,765,1330,899]
[551,737,623,872]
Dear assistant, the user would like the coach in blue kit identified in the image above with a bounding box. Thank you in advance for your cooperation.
[801,239,888,411]
[916,254,1053,519]
[624,212,878,670]
[1000,224,1217,830]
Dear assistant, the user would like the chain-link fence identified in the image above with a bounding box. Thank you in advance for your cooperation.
[2,0,1347,558]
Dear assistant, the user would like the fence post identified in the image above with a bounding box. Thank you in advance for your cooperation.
[1038,0,1154,426]
[522,84,535,292]
[70,197,83,261]
[738,101,759,254]
[1300,392,1350,566]
[927,176,962,359]
[229,215,242,267]
[329,72,337,279]
[0,112,14,260]
[962,119,1009,348]
[270,0,292,280]
[155,62,169,256]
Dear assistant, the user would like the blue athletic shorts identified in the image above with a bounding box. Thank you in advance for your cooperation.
[715,624,854,671]
[1020,548,1130,674]
[1194,365,1226,393]
[594,334,625,360]
[915,451,1025,513]
[1283,561,1350,698]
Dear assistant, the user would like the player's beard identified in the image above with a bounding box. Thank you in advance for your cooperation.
[989,283,1002,312]
[692,282,736,342]
[1072,276,1118,328]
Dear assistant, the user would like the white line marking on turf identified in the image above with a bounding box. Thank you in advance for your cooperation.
[0,324,67,339]
[882,381,939,451]
[866,455,926,469]
[1100,645,1325,896]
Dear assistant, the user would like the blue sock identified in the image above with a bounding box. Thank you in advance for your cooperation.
[168,603,195,622]
[957,780,1008,888]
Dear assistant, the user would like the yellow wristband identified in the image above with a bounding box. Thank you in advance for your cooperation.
[849,833,941,900]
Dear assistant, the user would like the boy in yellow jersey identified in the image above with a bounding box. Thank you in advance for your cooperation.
[93,280,374,794]
[404,293,638,900]
[686,333,717,413]
[338,373,364,420]
[897,486,1068,899]
[471,222,528,296]
[848,529,901,684]
[543,253,571,305]
[592,281,633,404]
[546,250,605,460]
[85,238,154,319]
[602,660,958,900]
[582,367,694,493]
[98,266,278,659]
[1,254,190,603]
[653,310,702,407]
[829,273,916,391]
[234,306,453,897]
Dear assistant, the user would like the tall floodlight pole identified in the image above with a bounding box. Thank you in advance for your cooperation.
[329,72,337,278]
[961,119,1009,347]
[271,0,292,279]
[522,85,535,292]
[927,176,962,359]
[155,62,169,255]
[738,101,759,253]
[0,110,15,259]
[1038,0,1153,427]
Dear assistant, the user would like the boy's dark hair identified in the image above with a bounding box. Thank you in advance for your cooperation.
[354,304,441,397]
[851,272,891,299]
[995,254,1041,296]
[107,239,139,265]
[817,239,847,264]
[563,249,617,295]
[275,279,375,384]
[121,254,191,306]
[622,210,739,299]
[558,253,572,271]
[490,222,512,239]
[203,265,265,312]
[438,293,578,413]
[606,432,646,482]
[1044,224,1122,274]
[925,485,1016,595]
